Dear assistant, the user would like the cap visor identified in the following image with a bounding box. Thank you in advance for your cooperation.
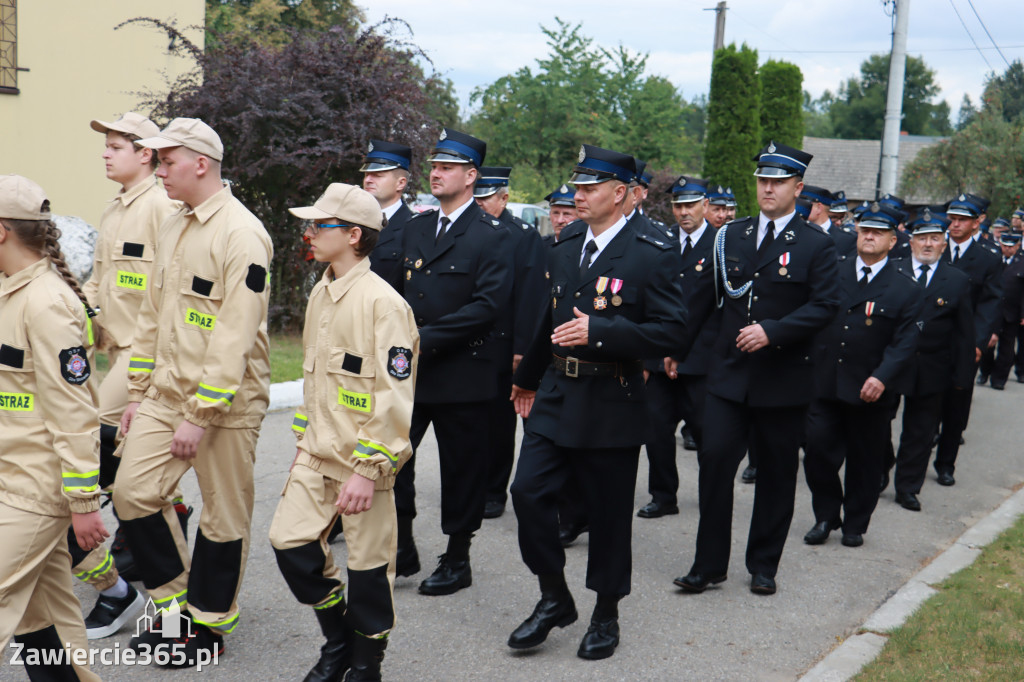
[473,187,499,198]
[858,219,895,230]
[670,195,704,204]
[946,208,976,217]
[569,171,613,185]
[90,119,115,134]
[136,135,182,151]
[428,152,472,164]
[753,167,797,178]
[911,226,945,235]
[288,206,336,220]
[359,161,401,172]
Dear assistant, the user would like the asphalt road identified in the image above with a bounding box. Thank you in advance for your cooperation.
[6,379,1020,681]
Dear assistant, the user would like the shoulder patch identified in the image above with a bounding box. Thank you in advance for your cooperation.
[636,231,672,251]
[59,346,91,385]
[246,263,268,293]
[387,346,412,380]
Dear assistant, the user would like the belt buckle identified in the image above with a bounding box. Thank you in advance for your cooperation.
[565,356,579,378]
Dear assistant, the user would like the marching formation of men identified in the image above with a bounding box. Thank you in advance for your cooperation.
[3,110,1023,681]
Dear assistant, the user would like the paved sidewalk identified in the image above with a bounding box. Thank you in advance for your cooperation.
[44,380,1022,681]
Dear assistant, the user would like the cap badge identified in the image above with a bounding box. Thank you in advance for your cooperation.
[767,142,777,153]
[367,141,374,153]
[560,184,569,193]
[871,201,880,212]
[439,129,448,141]
[958,194,966,201]
[578,145,586,163]
[923,209,932,221]
[726,187,733,193]
[718,185,724,193]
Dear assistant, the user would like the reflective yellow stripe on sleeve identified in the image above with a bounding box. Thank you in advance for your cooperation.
[128,357,155,373]
[292,412,308,433]
[196,382,236,405]
[63,470,100,493]
[354,440,398,473]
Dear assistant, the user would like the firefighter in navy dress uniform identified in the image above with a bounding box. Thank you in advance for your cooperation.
[672,142,840,597]
[506,145,686,660]
[361,140,415,286]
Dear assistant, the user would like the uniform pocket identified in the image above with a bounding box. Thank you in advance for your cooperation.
[111,240,155,295]
[180,270,223,332]
[327,348,375,414]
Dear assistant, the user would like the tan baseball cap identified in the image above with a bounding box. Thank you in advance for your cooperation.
[288,183,384,231]
[90,111,161,139]
[137,117,224,162]
[0,175,51,221]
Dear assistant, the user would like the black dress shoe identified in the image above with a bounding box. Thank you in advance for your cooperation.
[576,617,619,660]
[803,520,839,545]
[418,555,471,595]
[936,471,956,486]
[879,467,891,493]
[841,533,864,547]
[508,592,577,649]
[559,522,589,547]
[741,466,757,484]
[682,433,698,451]
[673,572,727,593]
[895,491,922,511]
[636,500,680,519]
[395,542,420,577]
[483,500,505,519]
[991,381,1006,390]
[749,573,776,595]
[976,373,989,385]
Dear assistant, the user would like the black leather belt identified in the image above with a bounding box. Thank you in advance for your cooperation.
[552,355,642,378]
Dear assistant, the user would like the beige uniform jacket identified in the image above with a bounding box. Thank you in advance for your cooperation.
[82,176,178,350]
[292,259,419,489]
[127,184,273,428]
[0,258,101,517]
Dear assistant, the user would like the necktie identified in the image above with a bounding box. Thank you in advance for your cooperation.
[435,216,451,244]
[860,265,872,287]
[682,235,692,260]
[952,244,960,262]
[918,264,929,286]
[758,221,775,256]
[580,239,598,277]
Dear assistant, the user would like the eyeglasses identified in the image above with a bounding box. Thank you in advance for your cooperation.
[308,222,353,236]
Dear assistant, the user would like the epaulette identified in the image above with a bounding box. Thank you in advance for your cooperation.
[838,253,850,262]
[726,216,752,227]
[552,229,583,247]
[896,265,918,282]
[636,230,672,250]
[408,208,438,223]
[484,216,505,231]
[804,221,827,235]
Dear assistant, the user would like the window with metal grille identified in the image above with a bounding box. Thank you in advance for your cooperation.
[0,0,16,94]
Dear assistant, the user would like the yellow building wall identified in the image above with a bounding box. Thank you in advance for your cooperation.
[1,0,204,227]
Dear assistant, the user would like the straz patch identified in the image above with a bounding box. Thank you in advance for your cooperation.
[338,388,371,413]
[186,308,216,330]
[59,347,90,385]
[116,271,147,290]
[388,346,412,380]
[0,392,33,411]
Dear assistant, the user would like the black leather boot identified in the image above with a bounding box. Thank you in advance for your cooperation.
[344,634,387,681]
[577,594,620,660]
[303,600,351,682]
[395,516,419,577]
[418,533,472,595]
[508,573,577,649]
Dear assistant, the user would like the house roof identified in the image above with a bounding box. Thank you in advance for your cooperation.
[801,135,947,206]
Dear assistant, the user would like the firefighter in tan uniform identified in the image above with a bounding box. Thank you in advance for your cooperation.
[0,175,107,681]
[269,183,418,682]
[112,118,273,664]
[70,112,180,640]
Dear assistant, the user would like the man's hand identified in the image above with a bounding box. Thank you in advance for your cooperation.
[72,511,109,552]
[120,401,141,434]
[860,377,886,403]
[552,307,589,347]
[512,354,523,373]
[171,420,206,461]
[976,347,982,363]
[736,324,769,353]
[988,333,998,349]
[336,474,375,516]
[511,385,536,418]
[664,357,679,379]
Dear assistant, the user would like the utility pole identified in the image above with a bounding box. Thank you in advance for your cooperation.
[712,2,727,52]
[879,0,910,197]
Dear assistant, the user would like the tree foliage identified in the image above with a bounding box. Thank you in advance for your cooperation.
[980,59,1024,124]
[759,60,804,148]
[703,43,760,216]
[205,0,364,48]
[467,19,701,201]
[901,107,1023,218]
[829,54,951,139]
[122,17,448,330]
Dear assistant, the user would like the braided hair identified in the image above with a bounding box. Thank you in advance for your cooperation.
[0,216,107,348]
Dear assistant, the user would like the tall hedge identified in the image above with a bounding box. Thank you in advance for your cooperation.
[759,59,804,148]
[703,43,761,217]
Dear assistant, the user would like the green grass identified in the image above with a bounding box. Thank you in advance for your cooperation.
[855,515,1024,681]
[269,332,304,384]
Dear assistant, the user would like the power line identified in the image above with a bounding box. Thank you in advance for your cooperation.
[762,44,1024,55]
[965,0,1012,68]
[947,0,993,70]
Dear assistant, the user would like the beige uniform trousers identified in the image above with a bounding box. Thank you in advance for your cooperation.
[0,503,101,681]
[113,398,258,635]
[269,463,397,637]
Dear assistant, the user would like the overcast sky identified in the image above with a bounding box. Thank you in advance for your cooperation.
[362,0,1024,121]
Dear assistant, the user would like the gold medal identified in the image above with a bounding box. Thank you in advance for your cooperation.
[594,296,607,310]
[695,264,703,272]
[937,298,945,306]
[414,258,423,269]
[611,294,623,307]
[779,267,788,276]
[405,270,412,280]
[865,318,873,326]
[553,297,557,309]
